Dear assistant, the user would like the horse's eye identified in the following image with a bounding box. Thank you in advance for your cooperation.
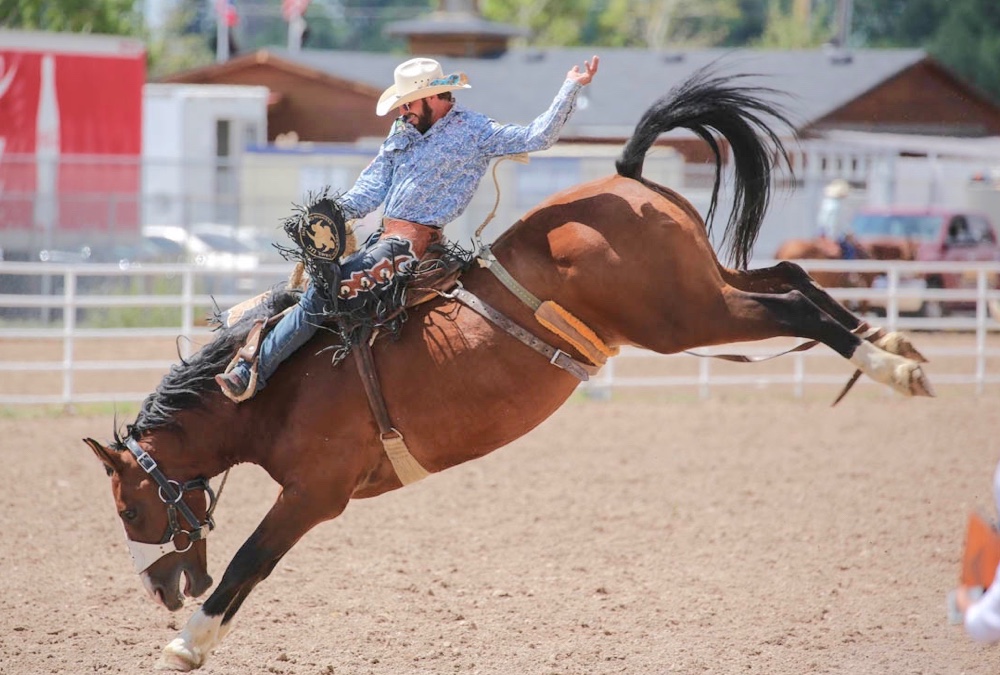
[120,509,137,522]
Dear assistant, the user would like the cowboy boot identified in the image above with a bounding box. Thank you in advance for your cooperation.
[216,285,328,402]
[215,361,252,399]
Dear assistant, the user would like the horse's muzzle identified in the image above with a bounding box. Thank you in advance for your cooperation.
[144,560,213,612]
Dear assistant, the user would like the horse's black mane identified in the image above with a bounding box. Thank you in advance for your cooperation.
[127,322,252,438]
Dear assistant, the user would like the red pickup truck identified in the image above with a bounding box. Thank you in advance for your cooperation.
[849,207,1000,317]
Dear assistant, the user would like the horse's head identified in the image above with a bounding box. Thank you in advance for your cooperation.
[84,434,214,611]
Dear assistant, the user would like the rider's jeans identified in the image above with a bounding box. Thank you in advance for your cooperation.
[253,285,328,387]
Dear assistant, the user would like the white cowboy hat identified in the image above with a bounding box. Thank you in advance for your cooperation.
[375,57,471,117]
[824,178,850,199]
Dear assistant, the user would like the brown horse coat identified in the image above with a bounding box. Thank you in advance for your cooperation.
[85,69,933,672]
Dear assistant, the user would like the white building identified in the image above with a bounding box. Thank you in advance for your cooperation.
[142,83,269,228]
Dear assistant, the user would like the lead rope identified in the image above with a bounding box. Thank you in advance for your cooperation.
[473,153,530,253]
[206,468,230,523]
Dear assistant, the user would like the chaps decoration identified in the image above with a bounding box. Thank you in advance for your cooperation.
[337,219,443,301]
[277,192,354,304]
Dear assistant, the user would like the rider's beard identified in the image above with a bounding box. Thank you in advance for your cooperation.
[405,99,434,134]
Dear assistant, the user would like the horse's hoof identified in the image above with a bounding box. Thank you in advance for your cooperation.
[897,362,935,398]
[876,332,928,363]
[156,640,203,671]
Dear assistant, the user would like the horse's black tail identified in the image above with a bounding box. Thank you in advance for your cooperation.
[616,66,795,269]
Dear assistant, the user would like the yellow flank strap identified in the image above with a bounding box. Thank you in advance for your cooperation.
[534,300,618,367]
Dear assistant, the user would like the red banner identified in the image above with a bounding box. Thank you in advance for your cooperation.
[0,41,144,237]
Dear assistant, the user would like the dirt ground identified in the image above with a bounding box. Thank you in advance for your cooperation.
[0,388,1000,675]
[2,362,1000,674]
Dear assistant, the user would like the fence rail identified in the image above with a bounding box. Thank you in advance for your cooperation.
[2,259,1000,405]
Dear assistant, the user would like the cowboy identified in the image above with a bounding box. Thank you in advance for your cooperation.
[816,178,861,259]
[216,54,600,400]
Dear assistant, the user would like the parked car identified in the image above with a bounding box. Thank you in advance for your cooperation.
[849,207,1000,317]
[234,227,289,265]
[142,224,260,293]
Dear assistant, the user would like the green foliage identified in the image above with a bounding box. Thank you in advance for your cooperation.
[82,276,185,329]
[721,0,767,45]
[0,0,142,34]
[755,0,833,48]
[7,0,1000,105]
[851,0,945,46]
[146,1,214,78]
[482,0,595,46]
[231,0,430,52]
[604,0,740,49]
[926,0,1000,103]
[847,0,1000,103]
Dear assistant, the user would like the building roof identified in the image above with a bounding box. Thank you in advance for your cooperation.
[270,46,929,139]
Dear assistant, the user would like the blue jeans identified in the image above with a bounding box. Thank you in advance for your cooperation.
[243,285,327,388]
[838,236,859,260]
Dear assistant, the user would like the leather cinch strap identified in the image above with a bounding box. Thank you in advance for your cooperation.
[352,333,430,486]
[451,286,598,381]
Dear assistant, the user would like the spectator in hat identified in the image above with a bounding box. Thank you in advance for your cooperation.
[816,178,861,259]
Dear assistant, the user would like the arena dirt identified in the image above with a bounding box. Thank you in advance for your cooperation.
[2,374,999,674]
[0,316,1000,675]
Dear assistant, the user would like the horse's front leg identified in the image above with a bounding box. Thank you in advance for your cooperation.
[158,488,350,672]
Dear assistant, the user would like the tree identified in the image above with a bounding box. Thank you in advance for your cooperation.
[499,0,738,49]
[849,0,1000,103]
[146,1,215,79]
[926,0,1000,103]
[721,0,768,46]
[482,0,595,46]
[851,0,944,47]
[0,0,142,35]
[754,0,836,49]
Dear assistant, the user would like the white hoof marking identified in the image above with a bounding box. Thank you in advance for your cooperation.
[157,608,224,671]
[850,341,918,396]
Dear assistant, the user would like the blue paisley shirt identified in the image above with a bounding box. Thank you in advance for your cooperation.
[338,79,584,227]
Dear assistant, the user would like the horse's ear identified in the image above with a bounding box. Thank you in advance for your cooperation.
[84,437,120,475]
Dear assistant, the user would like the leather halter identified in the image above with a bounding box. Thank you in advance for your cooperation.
[122,436,222,573]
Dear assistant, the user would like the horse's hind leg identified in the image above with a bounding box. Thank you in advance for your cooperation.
[722,261,926,363]
[706,287,933,397]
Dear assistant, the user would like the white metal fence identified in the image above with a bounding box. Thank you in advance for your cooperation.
[2,259,1000,406]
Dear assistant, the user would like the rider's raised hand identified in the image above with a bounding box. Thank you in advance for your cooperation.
[567,55,599,86]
